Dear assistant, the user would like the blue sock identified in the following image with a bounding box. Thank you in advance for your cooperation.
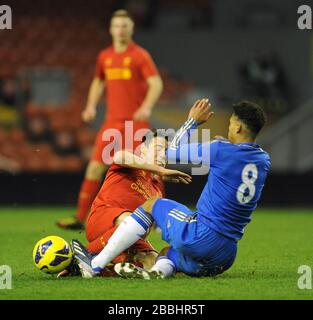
[131,206,154,231]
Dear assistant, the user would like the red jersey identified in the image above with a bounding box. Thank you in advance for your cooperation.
[95,42,159,121]
[92,163,164,212]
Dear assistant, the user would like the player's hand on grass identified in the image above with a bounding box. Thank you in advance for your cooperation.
[158,168,192,184]
[133,106,151,122]
[82,106,97,123]
[188,98,214,125]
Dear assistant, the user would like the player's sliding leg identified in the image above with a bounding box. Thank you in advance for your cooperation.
[87,228,158,270]
[114,247,175,280]
[85,209,134,254]
[148,247,175,277]
[71,239,156,278]
[86,208,157,268]
[71,207,157,277]
[90,206,154,272]
[114,197,234,280]
[56,160,107,230]
[74,198,159,277]
[71,239,99,277]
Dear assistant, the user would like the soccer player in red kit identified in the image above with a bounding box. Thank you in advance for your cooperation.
[59,130,191,278]
[82,130,191,273]
[57,10,163,230]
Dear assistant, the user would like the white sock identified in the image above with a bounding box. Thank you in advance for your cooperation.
[150,256,176,278]
[91,208,152,269]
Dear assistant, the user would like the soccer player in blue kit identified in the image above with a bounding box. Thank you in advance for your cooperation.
[73,98,271,279]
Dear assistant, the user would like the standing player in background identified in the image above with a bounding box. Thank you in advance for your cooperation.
[57,10,163,230]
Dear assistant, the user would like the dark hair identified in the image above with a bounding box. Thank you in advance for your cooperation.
[141,129,169,146]
[111,9,134,22]
[233,101,267,137]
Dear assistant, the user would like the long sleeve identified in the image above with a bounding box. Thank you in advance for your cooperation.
[167,118,219,167]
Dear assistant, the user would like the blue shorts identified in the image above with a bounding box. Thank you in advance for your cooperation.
[152,198,237,277]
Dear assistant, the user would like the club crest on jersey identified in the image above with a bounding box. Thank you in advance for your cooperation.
[105,58,112,66]
[123,57,132,67]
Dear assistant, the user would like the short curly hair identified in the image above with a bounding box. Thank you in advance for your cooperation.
[233,101,267,137]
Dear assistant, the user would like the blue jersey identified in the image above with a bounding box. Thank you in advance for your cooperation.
[167,118,271,241]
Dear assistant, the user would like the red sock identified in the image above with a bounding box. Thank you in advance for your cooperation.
[76,178,102,222]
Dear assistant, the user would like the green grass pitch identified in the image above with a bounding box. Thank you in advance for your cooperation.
[0,207,313,300]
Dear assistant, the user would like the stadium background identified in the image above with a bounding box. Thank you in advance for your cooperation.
[1,0,312,206]
[0,0,313,300]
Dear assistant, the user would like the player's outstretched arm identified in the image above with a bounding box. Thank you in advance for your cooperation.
[188,98,214,125]
[170,99,213,150]
[167,99,214,166]
[113,150,192,184]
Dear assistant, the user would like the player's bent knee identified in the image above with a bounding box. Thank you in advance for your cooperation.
[85,161,107,180]
[142,196,160,214]
[114,211,132,226]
